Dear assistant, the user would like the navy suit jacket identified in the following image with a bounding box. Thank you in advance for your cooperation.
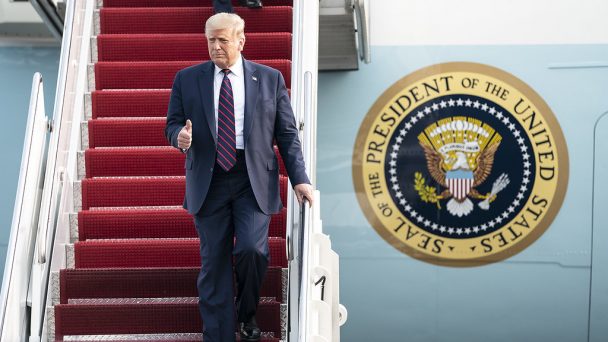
[165,59,310,215]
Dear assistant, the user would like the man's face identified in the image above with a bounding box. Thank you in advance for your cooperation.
[207,28,245,69]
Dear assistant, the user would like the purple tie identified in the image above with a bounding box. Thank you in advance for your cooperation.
[216,69,236,171]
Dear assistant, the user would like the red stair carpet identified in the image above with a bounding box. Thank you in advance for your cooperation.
[53,0,294,340]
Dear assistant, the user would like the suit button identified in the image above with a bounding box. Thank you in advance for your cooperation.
[210,168,213,172]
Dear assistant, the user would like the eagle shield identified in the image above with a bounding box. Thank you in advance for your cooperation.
[446,170,474,201]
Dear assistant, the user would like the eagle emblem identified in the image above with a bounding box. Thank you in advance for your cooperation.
[414,117,510,217]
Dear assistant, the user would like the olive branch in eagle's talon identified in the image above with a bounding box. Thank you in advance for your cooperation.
[414,172,445,209]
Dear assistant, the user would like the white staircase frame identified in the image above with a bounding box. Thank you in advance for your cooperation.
[41,0,96,339]
[289,1,347,341]
[298,193,347,342]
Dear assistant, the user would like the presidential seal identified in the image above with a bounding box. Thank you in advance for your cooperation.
[353,62,568,266]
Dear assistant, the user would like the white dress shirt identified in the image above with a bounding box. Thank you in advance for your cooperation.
[214,56,246,149]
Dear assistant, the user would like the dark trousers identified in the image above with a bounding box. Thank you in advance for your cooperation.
[193,150,270,342]
[213,0,234,13]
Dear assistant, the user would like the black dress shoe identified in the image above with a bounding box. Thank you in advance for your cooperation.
[239,317,261,341]
[239,0,263,8]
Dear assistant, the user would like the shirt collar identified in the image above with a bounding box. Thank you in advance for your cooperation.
[214,55,243,78]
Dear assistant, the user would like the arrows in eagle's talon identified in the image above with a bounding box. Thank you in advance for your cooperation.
[478,173,510,210]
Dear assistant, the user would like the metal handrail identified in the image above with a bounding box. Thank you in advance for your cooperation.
[297,198,312,342]
[288,198,311,342]
[0,72,49,340]
[287,72,313,263]
[354,0,371,63]
[35,0,75,266]
[298,72,314,340]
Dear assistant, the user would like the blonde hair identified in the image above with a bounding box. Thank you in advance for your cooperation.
[205,13,245,38]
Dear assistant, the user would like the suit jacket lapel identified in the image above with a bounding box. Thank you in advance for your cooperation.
[243,59,259,147]
[198,62,217,144]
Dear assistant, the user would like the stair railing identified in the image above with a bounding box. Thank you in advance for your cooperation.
[0,72,50,340]
[287,198,309,342]
[40,0,97,340]
[0,0,98,340]
[27,0,79,338]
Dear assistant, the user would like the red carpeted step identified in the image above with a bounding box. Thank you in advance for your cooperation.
[78,207,192,240]
[78,207,286,239]
[59,266,283,304]
[100,7,292,34]
[92,90,170,119]
[97,33,291,61]
[88,118,167,148]
[85,146,287,178]
[85,147,184,178]
[94,59,291,90]
[81,176,287,209]
[54,300,281,339]
[81,176,184,209]
[91,88,290,119]
[73,238,287,268]
[102,0,292,7]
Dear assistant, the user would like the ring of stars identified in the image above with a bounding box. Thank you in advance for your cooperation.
[388,97,532,237]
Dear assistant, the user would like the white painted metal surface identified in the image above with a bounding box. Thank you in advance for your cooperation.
[288,0,320,340]
[301,192,347,341]
[370,0,608,45]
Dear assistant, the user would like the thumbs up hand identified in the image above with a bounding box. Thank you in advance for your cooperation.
[178,119,193,149]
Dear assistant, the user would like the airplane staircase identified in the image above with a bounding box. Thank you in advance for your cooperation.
[51,1,293,340]
[1,0,345,340]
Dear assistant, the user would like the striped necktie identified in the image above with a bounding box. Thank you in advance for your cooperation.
[216,69,236,171]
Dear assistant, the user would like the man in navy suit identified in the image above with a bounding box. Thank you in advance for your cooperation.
[165,13,312,342]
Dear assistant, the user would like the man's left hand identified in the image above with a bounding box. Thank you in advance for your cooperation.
[294,183,314,207]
